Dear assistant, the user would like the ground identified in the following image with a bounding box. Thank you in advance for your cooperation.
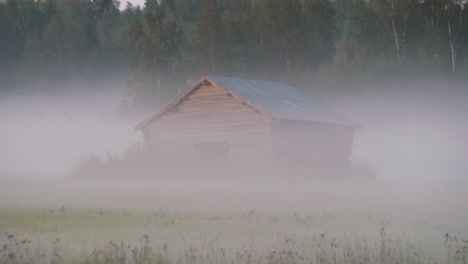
[1,177,467,263]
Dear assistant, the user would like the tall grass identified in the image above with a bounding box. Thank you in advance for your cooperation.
[1,229,467,264]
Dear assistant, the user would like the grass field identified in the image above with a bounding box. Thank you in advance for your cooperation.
[1,177,467,263]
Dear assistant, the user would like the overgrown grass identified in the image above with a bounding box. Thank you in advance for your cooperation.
[1,228,467,264]
[0,207,467,264]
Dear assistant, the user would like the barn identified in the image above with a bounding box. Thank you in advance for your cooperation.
[135,75,357,171]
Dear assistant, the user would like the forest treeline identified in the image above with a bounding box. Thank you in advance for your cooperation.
[1,0,467,104]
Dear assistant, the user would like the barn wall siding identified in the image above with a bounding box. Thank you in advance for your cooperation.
[275,120,354,168]
[144,84,275,162]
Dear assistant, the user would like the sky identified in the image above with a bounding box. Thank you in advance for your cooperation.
[123,0,145,8]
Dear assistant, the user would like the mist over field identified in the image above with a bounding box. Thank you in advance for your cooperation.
[0,76,142,178]
[1,75,467,247]
[1,76,468,262]
[1,0,468,263]
[1,75,467,186]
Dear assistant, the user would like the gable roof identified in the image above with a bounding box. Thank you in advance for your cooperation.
[208,75,357,127]
[135,75,357,130]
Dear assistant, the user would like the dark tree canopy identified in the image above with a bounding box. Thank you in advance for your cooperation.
[1,0,468,104]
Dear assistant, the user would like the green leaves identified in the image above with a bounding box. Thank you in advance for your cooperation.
[2,0,468,96]
[127,0,182,103]
[195,0,224,73]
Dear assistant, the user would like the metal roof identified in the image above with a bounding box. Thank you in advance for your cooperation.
[208,75,357,127]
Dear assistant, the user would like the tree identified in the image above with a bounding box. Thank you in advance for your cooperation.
[0,2,22,64]
[417,0,447,70]
[90,0,120,20]
[41,2,64,66]
[129,0,181,103]
[57,0,95,68]
[173,0,204,23]
[334,0,384,71]
[263,0,303,70]
[370,0,425,62]
[195,0,225,73]
[220,0,256,75]
[302,0,336,68]
[444,0,465,72]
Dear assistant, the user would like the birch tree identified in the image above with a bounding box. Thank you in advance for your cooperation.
[371,0,422,61]
[444,0,465,72]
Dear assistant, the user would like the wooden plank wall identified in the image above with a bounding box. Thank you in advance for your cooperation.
[276,120,354,168]
[143,83,275,163]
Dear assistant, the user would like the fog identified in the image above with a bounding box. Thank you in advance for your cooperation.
[328,77,468,187]
[4,76,466,180]
[0,76,143,178]
[1,74,468,254]
[2,1,468,261]
[1,74,467,207]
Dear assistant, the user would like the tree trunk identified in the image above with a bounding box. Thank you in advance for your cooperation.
[390,0,401,60]
[391,17,401,60]
[450,42,456,73]
[446,3,463,73]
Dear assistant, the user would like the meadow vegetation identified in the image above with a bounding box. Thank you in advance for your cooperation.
[1,1,468,264]
[0,204,467,264]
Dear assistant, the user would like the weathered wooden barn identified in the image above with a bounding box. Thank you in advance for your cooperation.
[135,75,357,170]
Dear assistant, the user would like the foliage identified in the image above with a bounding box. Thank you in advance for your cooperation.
[127,0,182,105]
[1,0,468,104]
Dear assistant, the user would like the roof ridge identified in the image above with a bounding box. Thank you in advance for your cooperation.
[207,75,291,87]
[135,75,358,130]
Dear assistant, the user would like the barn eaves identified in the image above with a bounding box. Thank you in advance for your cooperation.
[134,75,358,131]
